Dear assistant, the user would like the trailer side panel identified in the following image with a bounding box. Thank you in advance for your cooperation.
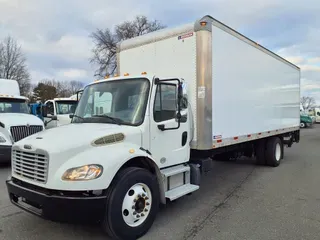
[211,24,300,145]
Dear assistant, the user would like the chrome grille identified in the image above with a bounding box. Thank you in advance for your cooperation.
[12,150,48,183]
[10,125,43,142]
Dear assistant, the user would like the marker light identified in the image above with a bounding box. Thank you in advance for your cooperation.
[141,72,147,75]
[124,73,129,76]
[200,21,207,26]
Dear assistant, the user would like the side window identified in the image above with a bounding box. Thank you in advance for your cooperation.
[154,84,177,122]
[47,102,54,115]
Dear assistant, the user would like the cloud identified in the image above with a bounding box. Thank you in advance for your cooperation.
[0,0,320,104]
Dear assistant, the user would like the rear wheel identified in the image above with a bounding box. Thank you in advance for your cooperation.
[102,167,160,240]
[265,137,283,167]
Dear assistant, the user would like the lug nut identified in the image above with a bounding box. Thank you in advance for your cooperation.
[137,214,140,218]
[144,209,148,212]
[146,202,150,206]
[145,196,149,200]
[142,193,146,197]
[132,206,135,209]
[141,213,145,217]
[133,211,137,215]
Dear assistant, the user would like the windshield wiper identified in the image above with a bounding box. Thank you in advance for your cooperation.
[73,114,84,120]
[92,114,122,125]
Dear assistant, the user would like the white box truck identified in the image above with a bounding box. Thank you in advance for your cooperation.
[0,79,45,162]
[6,15,300,239]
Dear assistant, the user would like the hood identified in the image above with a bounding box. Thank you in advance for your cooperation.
[0,113,44,128]
[15,123,142,154]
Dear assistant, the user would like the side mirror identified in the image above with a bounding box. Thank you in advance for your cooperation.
[51,115,58,121]
[42,105,47,117]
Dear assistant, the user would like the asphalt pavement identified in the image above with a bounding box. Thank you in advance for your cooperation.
[0,126,319,240]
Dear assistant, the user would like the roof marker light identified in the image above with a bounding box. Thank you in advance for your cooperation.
[200,21,207,26]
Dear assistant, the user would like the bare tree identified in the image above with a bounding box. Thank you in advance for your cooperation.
[90,15,165,77]
[68,80,84,94]
[0,36,31,95]
[301,96,316,110]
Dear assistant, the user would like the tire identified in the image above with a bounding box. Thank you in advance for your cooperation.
[300,122,306,128]
[102,167,160,240]
[265,137,283,167]
[255,139,266,165]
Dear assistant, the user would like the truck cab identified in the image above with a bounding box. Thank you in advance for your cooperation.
[43,98,78,129]
[0,79,45,162]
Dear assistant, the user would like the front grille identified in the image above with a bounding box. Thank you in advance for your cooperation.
[10,125,43,142]
[12,150,48,183]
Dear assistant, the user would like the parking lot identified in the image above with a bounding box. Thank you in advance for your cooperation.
[0,125,319,240]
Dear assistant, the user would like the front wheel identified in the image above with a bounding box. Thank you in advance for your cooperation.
[300,122,306,128]
[102,167,160,240]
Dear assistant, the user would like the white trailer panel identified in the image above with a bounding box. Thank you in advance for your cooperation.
[118,15,300,151]
[211,24,300,140]
[118,25,198,142]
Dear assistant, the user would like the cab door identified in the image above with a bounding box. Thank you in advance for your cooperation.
[149,79,190,168]
[44,101,57,129]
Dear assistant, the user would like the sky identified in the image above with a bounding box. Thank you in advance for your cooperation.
[0,0,319,102]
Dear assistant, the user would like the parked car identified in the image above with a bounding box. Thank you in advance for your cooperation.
[300,114,313,128]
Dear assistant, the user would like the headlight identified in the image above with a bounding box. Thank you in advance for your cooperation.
[0,136,6,143]
[61,164,103,181]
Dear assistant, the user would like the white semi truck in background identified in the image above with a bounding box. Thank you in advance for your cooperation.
[42,97,78,129]
[6,15,300,240]
[0,79,45,162]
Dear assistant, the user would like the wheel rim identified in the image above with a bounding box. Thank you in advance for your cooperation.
[300,122,305,128]
[275,143,281,161]
[122,183,152,227]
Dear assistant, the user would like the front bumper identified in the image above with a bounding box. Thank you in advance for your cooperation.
[0,145,11,163]
[6,177,107,223]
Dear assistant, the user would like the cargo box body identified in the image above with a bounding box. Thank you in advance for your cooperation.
[117,15,300,151]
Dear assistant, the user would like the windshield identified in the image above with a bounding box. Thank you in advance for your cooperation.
[0,98,29,114]
[72,78,150,126]
[55,100,78,115]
